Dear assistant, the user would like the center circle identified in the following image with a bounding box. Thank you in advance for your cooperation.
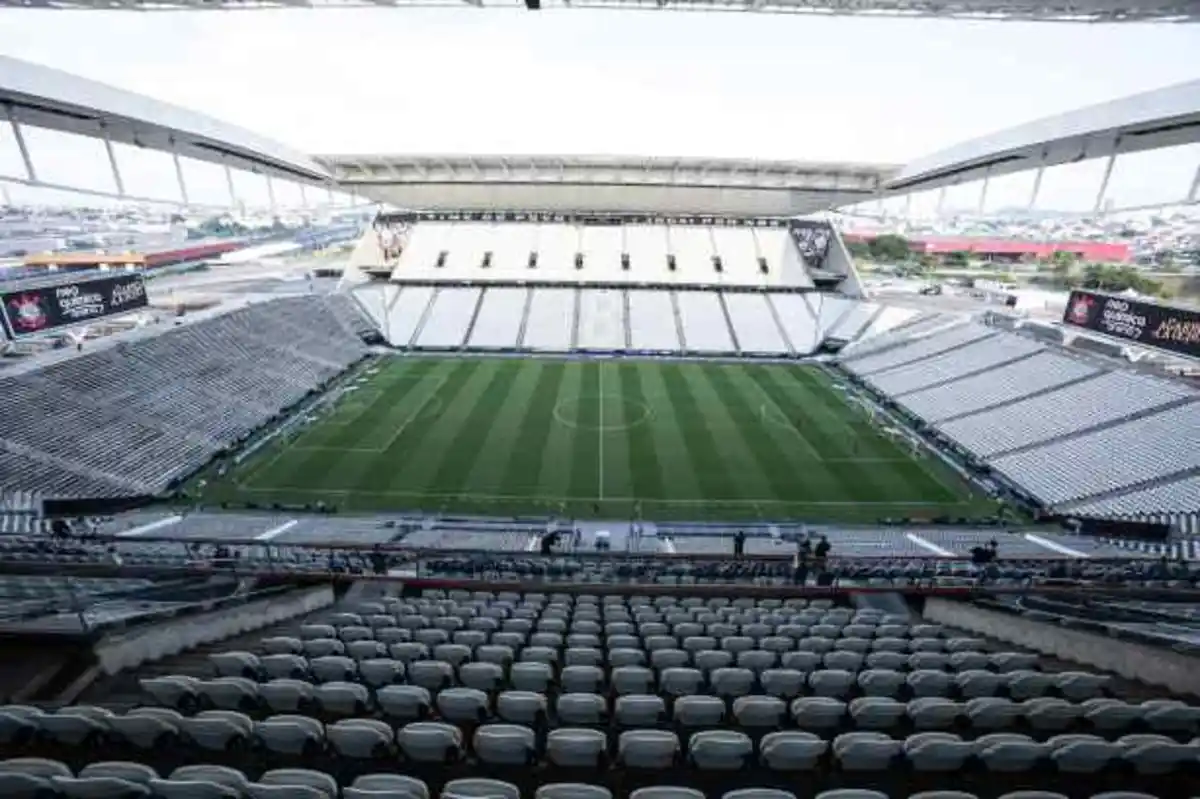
[553,396,653,432]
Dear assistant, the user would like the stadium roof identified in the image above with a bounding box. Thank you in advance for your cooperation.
[2,0,1196,22]
[318,154,898,217]
[2,54,1197,214]
[0,55,330,191]
[887,77,1200,196]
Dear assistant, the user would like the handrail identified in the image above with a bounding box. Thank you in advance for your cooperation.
[57,528,1146,564]
[0,558,1194,599]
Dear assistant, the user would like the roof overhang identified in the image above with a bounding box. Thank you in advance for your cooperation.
[0,56,331,186]
[2,0,1197,22]
[888,78,1200,195]
[318,154,899,217]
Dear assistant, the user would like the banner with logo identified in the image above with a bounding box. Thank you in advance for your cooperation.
[376,210,791,228]
[1062,289,1200,360]
[0,274,148,340]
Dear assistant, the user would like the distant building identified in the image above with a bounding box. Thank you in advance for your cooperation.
[20,241,245,273]
[847,233,1131,264]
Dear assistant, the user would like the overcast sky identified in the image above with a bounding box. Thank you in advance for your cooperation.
[0,10,1198,209]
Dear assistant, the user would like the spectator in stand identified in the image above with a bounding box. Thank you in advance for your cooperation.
[792,537,809,586]
[540,530,562,556]
[370,545,388,576]
[814,535,831,570]
[733,531,747,558]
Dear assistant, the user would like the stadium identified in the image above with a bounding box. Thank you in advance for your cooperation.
[0,9,1198,799]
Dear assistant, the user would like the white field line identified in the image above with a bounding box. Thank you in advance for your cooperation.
[905,532,955,557]
[230,481,973,509]
[598,362,605,501]
[1024,532,1090,558]
[116,515,183,538]
[255,519,299,542]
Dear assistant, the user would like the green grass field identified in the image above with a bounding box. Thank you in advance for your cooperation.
[196,356,999,522]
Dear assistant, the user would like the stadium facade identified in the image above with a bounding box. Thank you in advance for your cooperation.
[1,28,1200,799]
[0,54,1196,540]
[3,0,1199,22]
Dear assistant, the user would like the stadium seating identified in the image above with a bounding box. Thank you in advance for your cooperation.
[0,296,371,499]
[352,285,920,357]
[4,587,1192,799]
[389,223,807,288]
[837,321,1199,517]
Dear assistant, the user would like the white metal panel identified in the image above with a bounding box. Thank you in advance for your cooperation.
[393,223,451,279]
[386,286,436,346]
[415,287,480,348]
[628,290,681,351]
[536,223,580,278]
[677,291,734,353]
[350,284,393,330]
[856,305,920,343]
[523,288,575,351]
[724,293,788,354]
[768,293,818,354]
[829,301,880,340]
[467,287,526,349]
[625,225,671,284]
[808,295,858,338]
[754,228,811,287]
[580,225,624,281]
[711,227,762,286]
[490,224,537,278]
[669,226,717,285]
[577,289,627,350]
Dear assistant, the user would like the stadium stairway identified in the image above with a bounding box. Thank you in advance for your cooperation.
[717,294,741,354]
[850,591,911,621]
[670,292,688,351]
[73,586,338,708]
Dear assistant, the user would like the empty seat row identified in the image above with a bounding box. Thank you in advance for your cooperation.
[8,711,1200,777]
[2,758,1170,799]
[239,644,1057,683]
[199,653,1107,702]
[115,683,1200,736]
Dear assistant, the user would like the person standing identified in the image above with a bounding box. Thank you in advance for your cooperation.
[733,530,746,558]
[793,537,809,586]
[814,535,831,571]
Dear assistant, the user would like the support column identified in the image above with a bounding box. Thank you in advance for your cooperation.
[299,183,309,208]
[225,163,237,208]
[173,151,189,206]
[1094,153,1117,214]
[936,185,947,216]
[4,106,36,183]
[904,192,913,219]
[102,128,125,197]
[978,172,991,215]
[327,186,334,207]
[1028,166,1045,210]
[265,174,276,211]
[1187,162,1200,204]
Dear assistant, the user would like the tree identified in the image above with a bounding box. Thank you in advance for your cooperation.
[943,250,971,267]
[846,240,872,260]
[1078,262,1165,297]
[1050,250,1076,281]
[868,234,912,262]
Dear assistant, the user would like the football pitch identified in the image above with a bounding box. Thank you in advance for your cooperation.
[197,356,998,522]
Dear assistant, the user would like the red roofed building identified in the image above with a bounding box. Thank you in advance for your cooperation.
[846,233,1130,264]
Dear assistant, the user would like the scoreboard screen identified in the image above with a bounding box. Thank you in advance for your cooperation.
[1063,289,1199,360]
[0,273,148,340]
